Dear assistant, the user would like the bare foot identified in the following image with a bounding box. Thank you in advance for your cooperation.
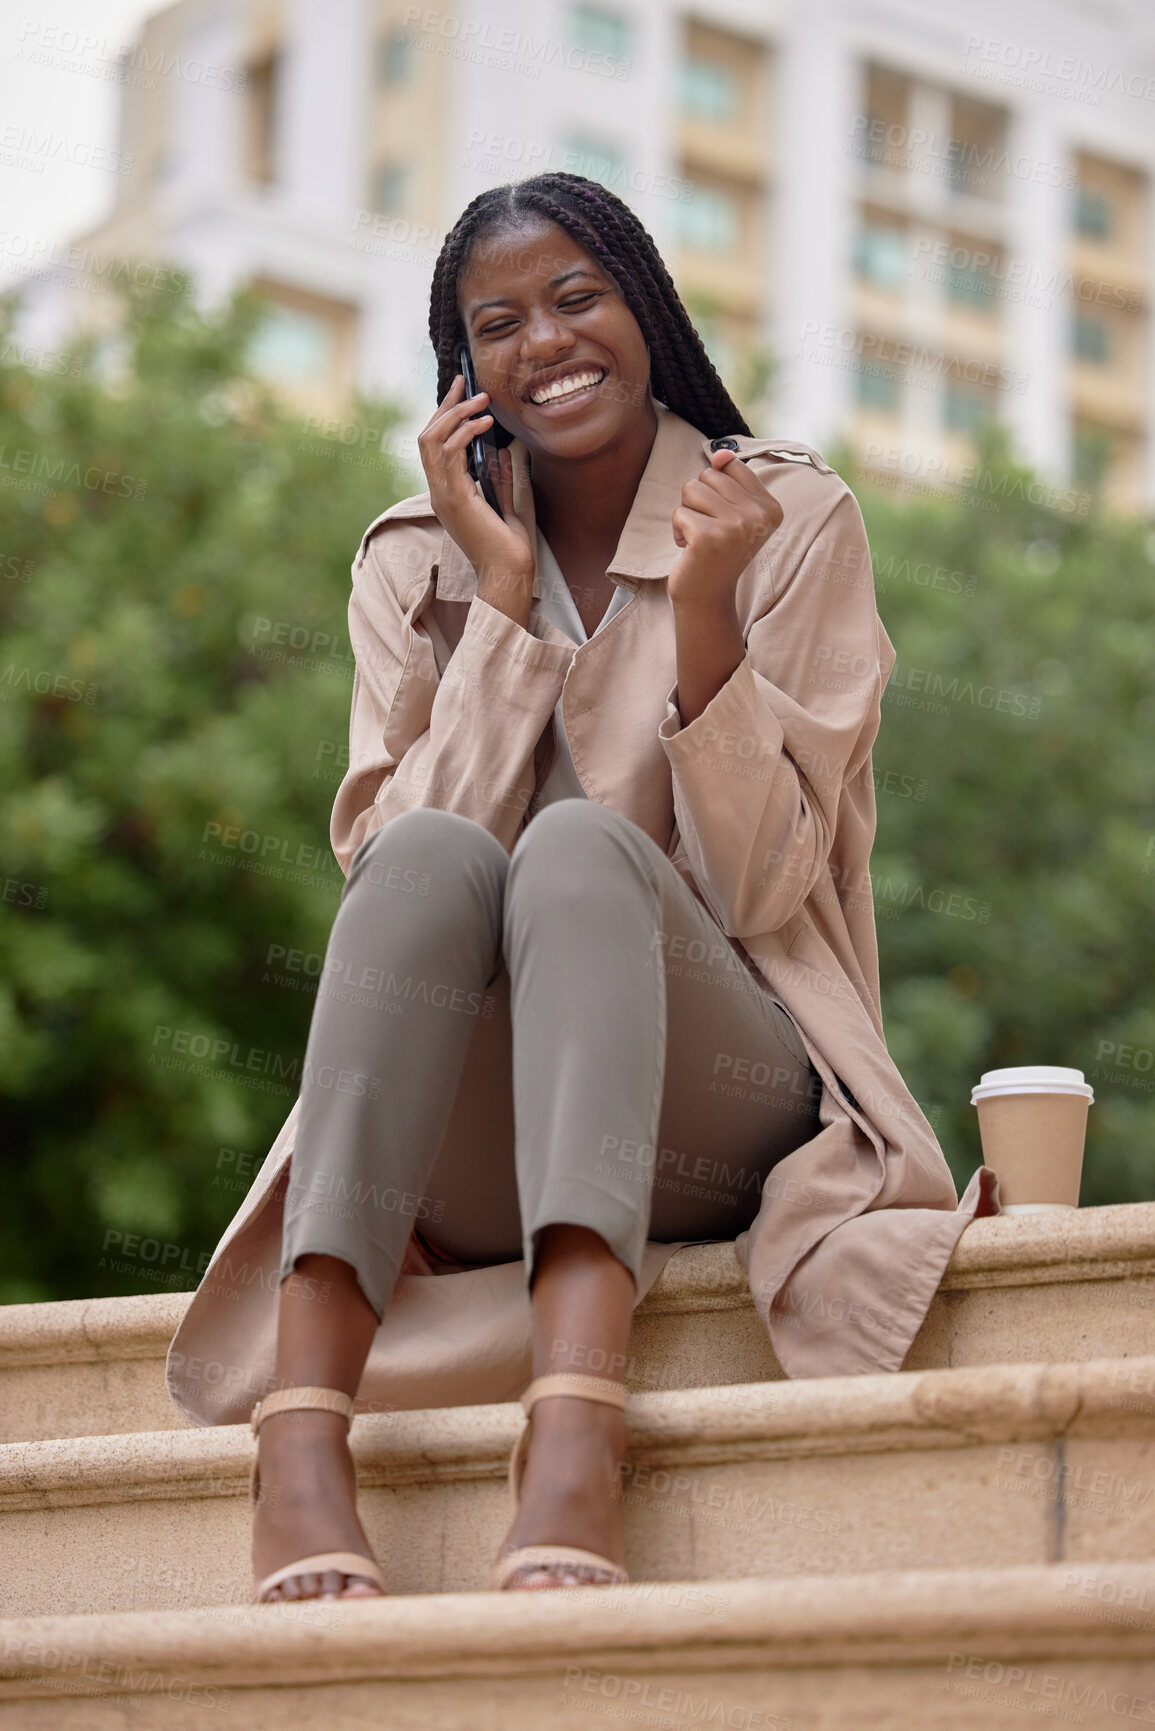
[496,1395,627,1589]
[251,1408,384,1601]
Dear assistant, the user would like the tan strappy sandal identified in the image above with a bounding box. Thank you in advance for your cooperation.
[249,1385,387,1604]
[489,1372,630,1591]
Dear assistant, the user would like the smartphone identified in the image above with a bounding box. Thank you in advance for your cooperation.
[455,340,504,516]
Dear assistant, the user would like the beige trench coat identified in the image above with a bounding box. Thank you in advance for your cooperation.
[166,401,996,1428]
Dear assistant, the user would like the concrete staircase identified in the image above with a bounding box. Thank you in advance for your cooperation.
[2,1203,1155,1725]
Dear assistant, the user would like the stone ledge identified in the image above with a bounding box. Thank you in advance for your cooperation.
[1,1565,1152,1700]
[0,1293,190,1369]
[640,1202,1155,1313]
[4,1203,1154,1369]
[3,1354,1153,1515]
[940,1202,1155,1291]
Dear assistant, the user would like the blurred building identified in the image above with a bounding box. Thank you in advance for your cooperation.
[9,0,1155,512]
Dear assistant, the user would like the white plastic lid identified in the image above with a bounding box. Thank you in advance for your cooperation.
[1001,1203,1078,1214]
[971,1065,1093,1105]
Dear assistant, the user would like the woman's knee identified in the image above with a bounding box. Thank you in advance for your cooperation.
[511,800,638,871]
[506,800,652,909]
[349,808,508,896]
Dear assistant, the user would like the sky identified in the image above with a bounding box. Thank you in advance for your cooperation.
[0,1,162,292]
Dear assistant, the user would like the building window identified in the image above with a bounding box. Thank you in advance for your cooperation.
[946,257,997,308]
[566,3,630,62]
[378,28,414,84]
[1072,423,1114,492]
[676,182,740,255]
[562,137,627,194]
[947,95,1004,202]
[1072,312,1111,365]
[945,382,994,434]
[858,63,909,169]
[946,139,985,199]
[854,359,902,413]
[249,304,334,389]
[244,53,279,184]
[679,58,739,125]
[859,122,893,169]
[1074,186,1113,242]
[854,222,908,291]
[373,161,411,214]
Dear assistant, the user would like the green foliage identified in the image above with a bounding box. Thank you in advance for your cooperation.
[2,286,1152,1305]
[0,275,413,1302]
[833,424,1155,1201]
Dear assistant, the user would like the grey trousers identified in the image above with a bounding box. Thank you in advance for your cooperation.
[279,801,823,1319]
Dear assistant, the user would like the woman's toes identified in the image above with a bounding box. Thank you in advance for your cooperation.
[503,1559,621,1591]
[266,1569,382,1601]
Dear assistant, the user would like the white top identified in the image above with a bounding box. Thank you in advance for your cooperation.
[971,1066,1094,1102]
[531,528,631,809]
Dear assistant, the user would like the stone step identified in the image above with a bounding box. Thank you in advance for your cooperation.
[4,1203,1155,1444]
[1,1563,1152,1728]
[3,1357,1154,1619]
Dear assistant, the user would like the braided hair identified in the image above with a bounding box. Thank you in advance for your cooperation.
[428,172,751,446]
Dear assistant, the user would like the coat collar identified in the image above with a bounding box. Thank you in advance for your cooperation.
[428,401,833,602]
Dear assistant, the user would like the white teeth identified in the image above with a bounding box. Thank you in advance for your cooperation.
[530,369,604,405]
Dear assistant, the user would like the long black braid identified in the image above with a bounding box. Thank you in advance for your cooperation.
[428,172,752,445]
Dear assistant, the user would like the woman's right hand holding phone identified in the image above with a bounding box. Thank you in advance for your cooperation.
[417,373,536,620]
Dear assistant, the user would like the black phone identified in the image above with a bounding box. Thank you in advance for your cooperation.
[455,340,504,516]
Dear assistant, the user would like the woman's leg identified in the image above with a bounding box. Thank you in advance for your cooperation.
[492,799,821,1584]
[503,800,821,1282]
[254,807,511,1601]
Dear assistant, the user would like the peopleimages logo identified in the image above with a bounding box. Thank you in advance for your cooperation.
[884,663,1041,718]
[0,123,134,175]
[962,34,1155,104]
[910,237,1140,311]
[401,7,631,79]
[15,21,249,90]
[847,113,1075,187]
[0,447,147,499]
[799,321,1029,394]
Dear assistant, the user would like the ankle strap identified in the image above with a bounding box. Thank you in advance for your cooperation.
[250,1385,356,1436]
[520,1374,628,1417]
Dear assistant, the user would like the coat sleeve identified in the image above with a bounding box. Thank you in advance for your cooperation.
[656,482,884,940]
[330,523,575,873]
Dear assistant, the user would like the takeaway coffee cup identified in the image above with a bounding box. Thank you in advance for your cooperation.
[969,1066,1093,1214]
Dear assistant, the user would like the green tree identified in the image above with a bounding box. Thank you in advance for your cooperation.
[0,275,413,1302]
[832,424,1155,1202]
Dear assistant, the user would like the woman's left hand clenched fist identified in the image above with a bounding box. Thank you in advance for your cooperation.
[667,448,784,611]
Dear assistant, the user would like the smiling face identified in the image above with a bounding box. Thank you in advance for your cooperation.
[456,215,654,463]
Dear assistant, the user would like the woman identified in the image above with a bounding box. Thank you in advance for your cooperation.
[167,172,994,1606]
